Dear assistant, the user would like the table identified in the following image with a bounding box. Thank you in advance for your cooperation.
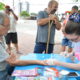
[12,53,80,80]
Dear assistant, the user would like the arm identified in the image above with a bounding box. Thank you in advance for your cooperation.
[6,54,46,66]
[37,11,50,26]
[55,61,80,70]
[53,16,61,30]
[37,18,49,26]
[54,19,61,30]
[49,14,61,30]
[11,10,18,20]
[10,60,46,66]
[45,59,80,70]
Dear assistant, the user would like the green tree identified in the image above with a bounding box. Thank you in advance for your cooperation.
[20,11,30,17]
[0,2,5,10]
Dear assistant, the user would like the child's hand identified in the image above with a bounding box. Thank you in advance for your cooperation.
[44,59,57,65]
[36,60,48,65]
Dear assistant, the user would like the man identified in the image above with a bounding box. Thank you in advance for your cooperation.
[34,0,61,53]
[0,12,46,80]
[5,5,19,54]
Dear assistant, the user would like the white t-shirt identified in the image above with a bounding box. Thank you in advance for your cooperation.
[8,14,17,33]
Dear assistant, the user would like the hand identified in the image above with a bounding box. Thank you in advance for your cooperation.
[8,53,17,61]
[37,60,48,65]
[49,14,58,21]
[45,59,58,65]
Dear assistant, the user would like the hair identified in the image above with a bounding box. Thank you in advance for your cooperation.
[5,5,10,9]
[48,0,58,8]
[65,20,80,35]
[72,5,78,10]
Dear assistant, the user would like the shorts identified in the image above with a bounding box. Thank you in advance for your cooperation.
[62,37,72,48]
[5,32,18,44]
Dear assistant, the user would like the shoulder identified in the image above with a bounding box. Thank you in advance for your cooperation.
[38,11,45,15]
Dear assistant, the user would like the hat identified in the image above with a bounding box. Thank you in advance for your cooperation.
[69,13,80,23]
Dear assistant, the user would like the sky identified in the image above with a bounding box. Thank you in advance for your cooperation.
[1,0,80,14]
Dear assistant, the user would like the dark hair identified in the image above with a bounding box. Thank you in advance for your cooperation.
[72,5,78,10]
[65,20,80,35]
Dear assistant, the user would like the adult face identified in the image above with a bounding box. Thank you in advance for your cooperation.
[65,33,80,42]
[50,3,58,14]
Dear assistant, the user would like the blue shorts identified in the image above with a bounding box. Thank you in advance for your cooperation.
[62,37,72,48]
[34,42,54,54]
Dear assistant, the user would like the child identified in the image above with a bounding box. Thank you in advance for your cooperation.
[61,6,78,55]
[45,13,80,70]
[0,12,46,80]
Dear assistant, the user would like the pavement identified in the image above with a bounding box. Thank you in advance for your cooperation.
[14,19,64,55]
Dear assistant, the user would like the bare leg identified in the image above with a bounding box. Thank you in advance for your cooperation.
[68,47,72,53]
[6,44,11,55]
[61,46,66,52]
[13,43,19,53]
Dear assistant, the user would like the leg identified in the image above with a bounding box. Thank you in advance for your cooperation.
[68,40,73,53]
[68,47,72,53]
[13,43,19,53]
[6,44,11,55]
[61,37,67,52]
[48,44,54,53]
[61,46,66,52]
[12,33,18,53]
[34,43,46,53]
[5,33,11,55]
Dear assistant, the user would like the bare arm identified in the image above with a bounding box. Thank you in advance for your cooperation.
[54,61,80,70]
[6,54,46,66]
[37,18,49,26]
[10,60,46,66]
[52,15,61,30]
[11,10,18,20]
[54,19,61,30]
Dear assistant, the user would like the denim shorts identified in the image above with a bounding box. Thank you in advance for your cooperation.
[62,37,72,48]
[34,42,54,53]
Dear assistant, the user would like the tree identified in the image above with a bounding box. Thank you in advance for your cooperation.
[0,2,5,10]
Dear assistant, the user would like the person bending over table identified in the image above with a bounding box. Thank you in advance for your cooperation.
[45,13,80,70]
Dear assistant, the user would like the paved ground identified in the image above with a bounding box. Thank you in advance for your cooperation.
[14,20,64,55]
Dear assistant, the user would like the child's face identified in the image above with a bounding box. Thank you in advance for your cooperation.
[65,33,80,42]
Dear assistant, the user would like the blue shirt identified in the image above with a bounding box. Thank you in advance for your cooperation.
[36,11,56,44]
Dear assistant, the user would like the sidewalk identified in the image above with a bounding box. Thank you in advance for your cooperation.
[16,20,63,55]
